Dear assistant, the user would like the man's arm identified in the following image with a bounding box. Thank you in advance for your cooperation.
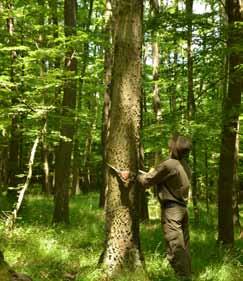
[137,161,176,188]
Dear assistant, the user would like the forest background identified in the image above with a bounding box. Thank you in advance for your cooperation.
[0,0,243,280]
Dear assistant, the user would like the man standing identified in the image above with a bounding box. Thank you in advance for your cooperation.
[121,134,192,280]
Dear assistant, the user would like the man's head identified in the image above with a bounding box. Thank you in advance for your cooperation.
[168,134,192,160]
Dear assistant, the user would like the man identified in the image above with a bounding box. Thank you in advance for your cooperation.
[121,134,192,280]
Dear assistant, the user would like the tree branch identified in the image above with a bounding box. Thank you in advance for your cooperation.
[6,122,47,230]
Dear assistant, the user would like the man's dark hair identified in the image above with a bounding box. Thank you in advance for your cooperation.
[168,134,192,160]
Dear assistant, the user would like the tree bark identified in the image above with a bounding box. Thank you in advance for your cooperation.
[218,0,243,246]
[53,0,77,224]
[100,0,144,276]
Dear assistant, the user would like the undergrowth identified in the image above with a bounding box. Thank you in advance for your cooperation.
[0,193,242,280]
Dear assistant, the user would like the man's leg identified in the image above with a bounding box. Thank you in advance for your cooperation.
[162,206,191,279]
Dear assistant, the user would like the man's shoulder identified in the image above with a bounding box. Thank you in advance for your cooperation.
[163,158,180,166]
[160,158,180,170]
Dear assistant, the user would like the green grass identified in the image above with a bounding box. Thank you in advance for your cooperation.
[0,193,243,280]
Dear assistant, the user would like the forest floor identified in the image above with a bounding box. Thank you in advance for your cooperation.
[0,192,243,281]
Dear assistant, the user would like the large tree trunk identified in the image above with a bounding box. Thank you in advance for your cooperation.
[218,0,242,246]
[53,0,77,224]
[100,0,144,276]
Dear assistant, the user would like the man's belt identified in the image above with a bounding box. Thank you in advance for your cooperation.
[163,200,186,208]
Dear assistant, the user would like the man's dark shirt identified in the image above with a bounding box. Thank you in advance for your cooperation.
[137,158,191,205]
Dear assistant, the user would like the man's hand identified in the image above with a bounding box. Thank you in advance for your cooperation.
[148,167,155,173]
[119,171,130,181]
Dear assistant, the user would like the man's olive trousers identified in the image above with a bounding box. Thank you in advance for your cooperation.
[161,203,191,279]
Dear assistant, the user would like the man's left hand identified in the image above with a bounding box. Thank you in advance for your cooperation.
[119,171,130,181]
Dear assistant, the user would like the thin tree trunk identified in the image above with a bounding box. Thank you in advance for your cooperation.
[152,32,162,165]
[170,0,178,118]
[53,0,77,224]
[48,0,59,192]
[0,136,8,188]
[100,0,144,276]
[138,44,149,221]
[186,0,195,118]
[72,0,94,195]
[81,95,98,193]
[37,0,50,195]
[233,121,241,229]
[42,128,50,194]
[100,0,113,208]
[186,0,199,223]
[205,144,209,216]
[6,1,20,205]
